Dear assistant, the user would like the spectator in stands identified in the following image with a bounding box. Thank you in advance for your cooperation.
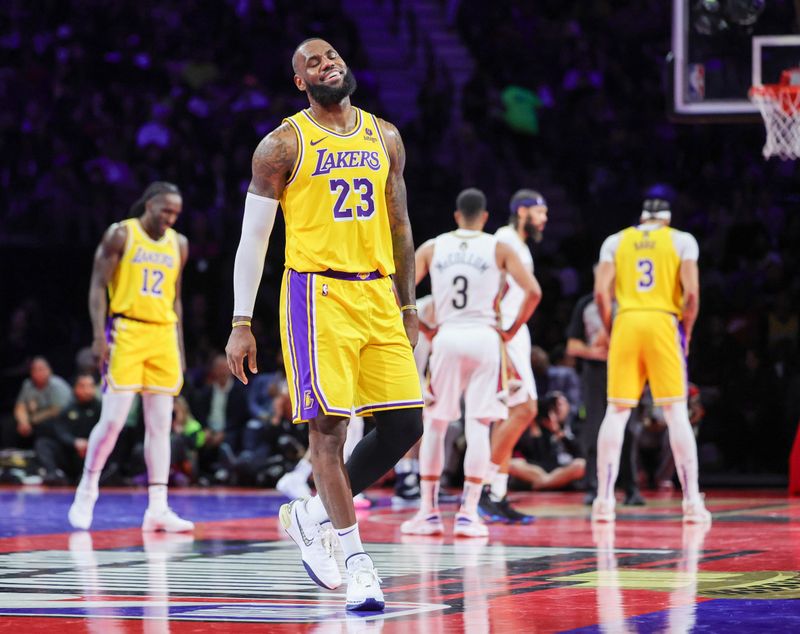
[546,344,581,428]
[8,357,72,449]
[35,373,101,485]
[509,391,585,490]
[191,354,249,482]
[169,395,204,487]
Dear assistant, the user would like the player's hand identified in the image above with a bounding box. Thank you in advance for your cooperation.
[402,310,419,348]
[496,327,515,343]
[91,336,109,374]
[226,326,258,385]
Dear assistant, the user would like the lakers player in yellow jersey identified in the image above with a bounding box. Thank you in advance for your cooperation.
[591,198,710,524]
[225,38,422,610]
[68,182,194,533]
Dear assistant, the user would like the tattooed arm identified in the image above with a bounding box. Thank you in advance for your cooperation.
[378,118,418,348]
[225,123,297,384]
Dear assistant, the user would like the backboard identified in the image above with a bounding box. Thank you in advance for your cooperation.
[671,0,800,121]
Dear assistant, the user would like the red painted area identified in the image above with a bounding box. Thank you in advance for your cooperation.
[0,489,799,632]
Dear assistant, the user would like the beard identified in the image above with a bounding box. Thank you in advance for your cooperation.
[306,68,358,106]
[524,220,543,245]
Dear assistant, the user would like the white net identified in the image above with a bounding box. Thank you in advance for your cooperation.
[751,86,800,160]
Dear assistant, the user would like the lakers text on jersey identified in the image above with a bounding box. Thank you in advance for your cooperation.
[105,219,182,395]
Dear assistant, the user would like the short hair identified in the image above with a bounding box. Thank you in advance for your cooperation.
[456,188,487,220]
[130,181,181,217]
[74,372,96,385]
[292,38,325,73]
[509,189,546,215]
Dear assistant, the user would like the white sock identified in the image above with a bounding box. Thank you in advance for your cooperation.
[79,391,136,493]
[336,523,365,563]
[460,481,483,516]
[596,406,631,503]
[305,495,329,524]
[490,473,509,502]
[420,479,439,514]
[484,461,500,487]
[142,393,173,490]
[148,484,168,513]
[293,458,312,481]
[463,417,491,483]
[661,402,701,502]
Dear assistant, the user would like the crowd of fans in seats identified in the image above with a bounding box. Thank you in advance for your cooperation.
[1,1,798,489]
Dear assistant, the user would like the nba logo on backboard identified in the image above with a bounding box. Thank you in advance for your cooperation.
[688,63,705,102]
[304,390,314,409]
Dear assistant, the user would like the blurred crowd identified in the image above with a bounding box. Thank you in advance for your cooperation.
[2,0,799,488]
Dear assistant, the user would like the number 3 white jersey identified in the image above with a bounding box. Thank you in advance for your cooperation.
[430,229,502,329]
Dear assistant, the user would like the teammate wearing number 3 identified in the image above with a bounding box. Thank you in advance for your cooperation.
[225,38,423,611]
[592,197,710,524]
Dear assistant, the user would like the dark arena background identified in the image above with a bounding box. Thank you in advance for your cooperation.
[2,1,800,632]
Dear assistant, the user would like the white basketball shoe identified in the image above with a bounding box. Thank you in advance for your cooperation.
[345,554,385,612]
[400,511,445,536]
[142,507,195,532]
[277,470,312,500]
[682,497,712,524]
[280,499,342,590]
[591,497,616,523]
[68,488,98,530]
[453,512,489,538]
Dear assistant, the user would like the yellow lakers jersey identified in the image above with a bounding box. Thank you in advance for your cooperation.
[614,225,684,317]
[280,108,394,274]
[108,218,180,324]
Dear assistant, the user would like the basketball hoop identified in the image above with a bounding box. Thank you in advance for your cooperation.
[750,68,800,160]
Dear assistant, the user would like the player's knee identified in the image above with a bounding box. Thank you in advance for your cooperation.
[514,399,537,424]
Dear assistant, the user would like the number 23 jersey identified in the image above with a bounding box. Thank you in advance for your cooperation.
[599,223,698,319]
[280,108,394,275]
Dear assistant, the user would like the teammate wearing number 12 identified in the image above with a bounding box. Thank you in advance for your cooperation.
[225,38,423,611]
[592,197,710,524]
[68,181,194,533]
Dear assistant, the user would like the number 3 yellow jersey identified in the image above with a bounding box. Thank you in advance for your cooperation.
[600,224,698,319]
[108,218,180,324]
[280,108,394,275]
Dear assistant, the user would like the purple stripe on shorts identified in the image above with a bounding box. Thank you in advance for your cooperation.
[101,316,115,393]
[288,270,320,420]
[353,399,425,415]
[307,274,351,417]
[317,269,383,281]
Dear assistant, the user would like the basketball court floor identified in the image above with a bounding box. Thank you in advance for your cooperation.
[1,487,799,632]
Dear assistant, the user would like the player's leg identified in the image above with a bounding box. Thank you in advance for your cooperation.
[481,326,537,522]
[343,413,371,509]
[646,315,710,523]
[455,416,493,537]
[401,329,461,535]
[69,391,135,529]
[593,313,645,522]
[140,392,193,532]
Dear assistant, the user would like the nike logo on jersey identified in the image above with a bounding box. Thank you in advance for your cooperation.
[310,136,328,146]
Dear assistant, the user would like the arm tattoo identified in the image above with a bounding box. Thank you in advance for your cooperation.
[381,120,415,307]
[250,122,297,200]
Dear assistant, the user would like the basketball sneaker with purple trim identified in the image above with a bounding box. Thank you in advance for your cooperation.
[279,499,342,590]
[400,510,445,535]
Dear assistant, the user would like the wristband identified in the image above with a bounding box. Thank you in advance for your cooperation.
[232,319,252,328]
[400,304,418,312]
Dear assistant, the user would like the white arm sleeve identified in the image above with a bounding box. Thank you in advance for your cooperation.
[232,192,278,318]
[599,233,621,262]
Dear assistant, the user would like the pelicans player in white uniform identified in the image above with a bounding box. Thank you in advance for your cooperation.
[68,181,193,533]
[480,189,548,523]
[403,188,541,537]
